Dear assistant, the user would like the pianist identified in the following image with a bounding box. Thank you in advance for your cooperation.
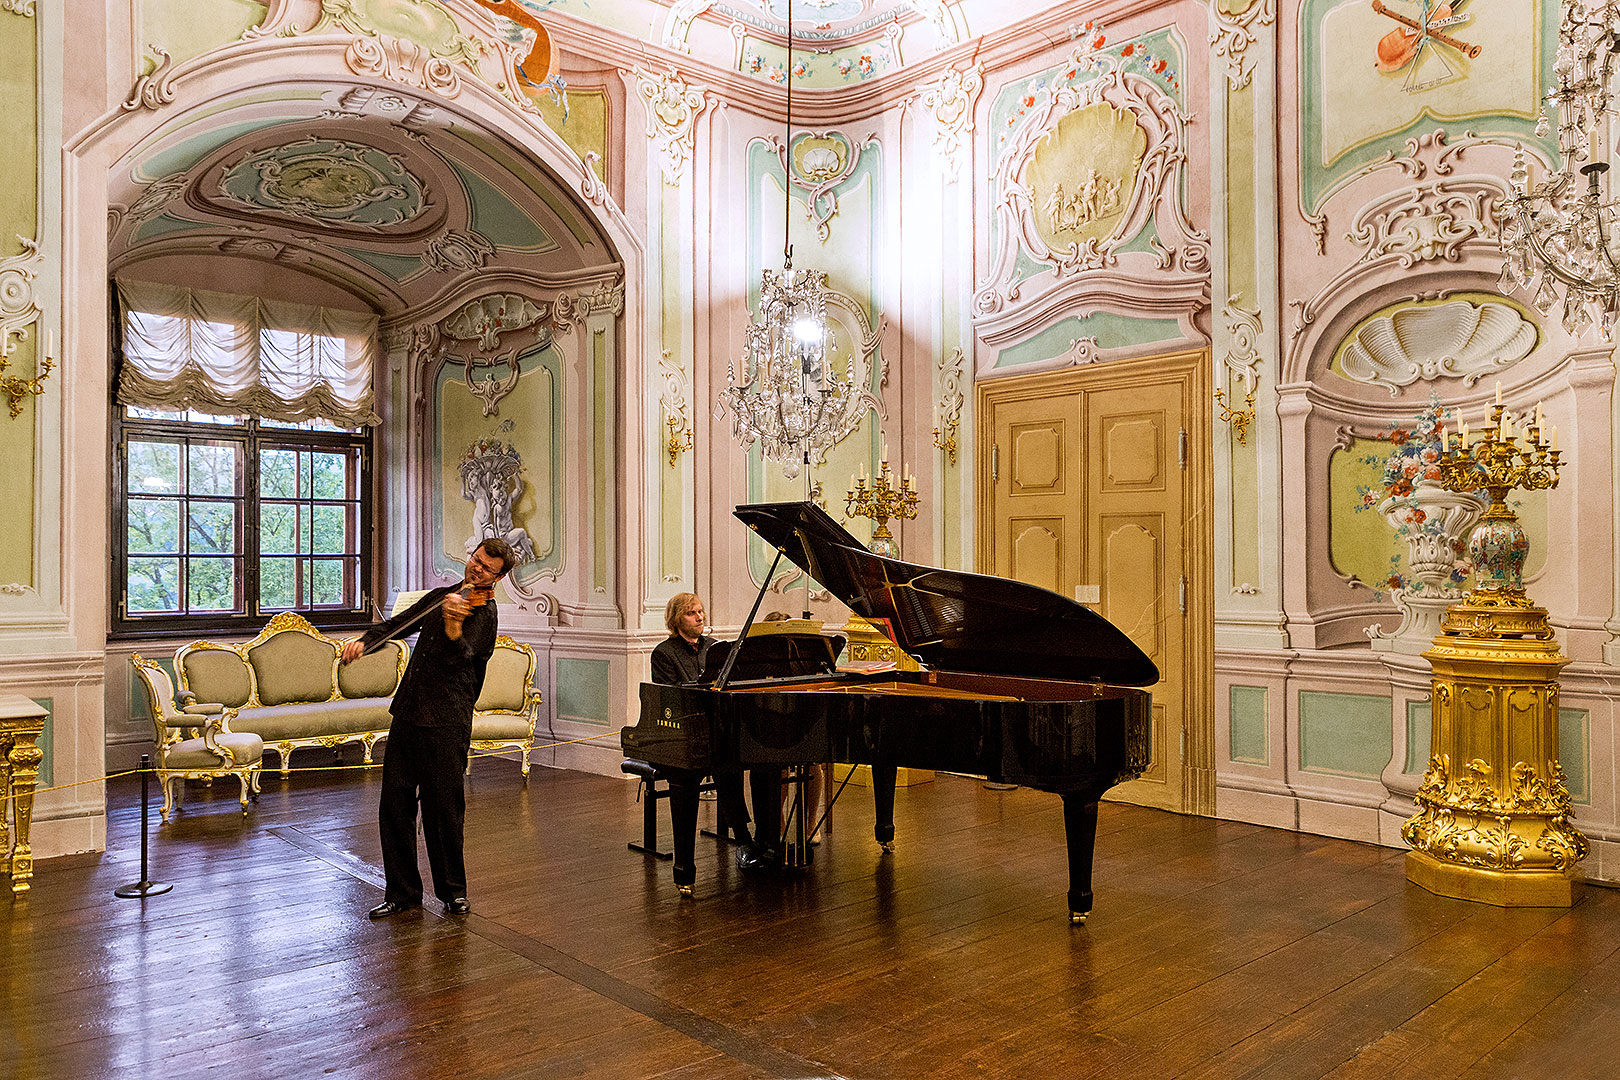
[651,593,755,847]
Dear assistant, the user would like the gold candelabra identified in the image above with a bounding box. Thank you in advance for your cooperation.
[1435,398,1560,603]
[1213,379,1256,446]
[845,455,918,558]
[665,415,693,467]
[1,329,54,419]
[1403,390,1585,907]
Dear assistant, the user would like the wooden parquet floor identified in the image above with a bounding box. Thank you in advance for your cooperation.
[5,758,1620,1080]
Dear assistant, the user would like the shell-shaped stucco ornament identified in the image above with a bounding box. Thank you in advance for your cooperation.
[1338,300,1538,395]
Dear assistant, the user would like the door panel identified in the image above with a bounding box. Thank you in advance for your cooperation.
[1089,381,1183,812]
[978,351,1207,814]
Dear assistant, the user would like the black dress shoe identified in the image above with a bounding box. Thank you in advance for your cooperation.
[736,844,779,872]
[368,899,419,919]
[444,896,471,915]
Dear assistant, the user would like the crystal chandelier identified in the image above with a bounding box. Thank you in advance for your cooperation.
[1499,0,1620,336]
[716,0,857,480]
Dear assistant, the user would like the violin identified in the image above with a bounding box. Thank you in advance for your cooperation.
[1373,1,1481,74]
[344,582,496,661]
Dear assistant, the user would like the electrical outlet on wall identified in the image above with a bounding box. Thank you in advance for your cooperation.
[1074,584,1100,604]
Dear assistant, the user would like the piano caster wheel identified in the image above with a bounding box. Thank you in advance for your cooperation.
[879,841,896,854]
[1069,911,1088,925]
[677,884,694,898]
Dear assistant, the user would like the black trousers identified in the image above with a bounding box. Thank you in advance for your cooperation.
[379,722,469,905]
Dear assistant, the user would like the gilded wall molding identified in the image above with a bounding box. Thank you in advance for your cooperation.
[1207,0,1275,92]
[0,237,44,360]
[657,347,692,465]
[631,66,711,186]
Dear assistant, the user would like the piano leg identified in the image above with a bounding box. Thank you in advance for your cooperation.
[872,759,897,852]
[666,770,702,895]
[1061,794,1099,924]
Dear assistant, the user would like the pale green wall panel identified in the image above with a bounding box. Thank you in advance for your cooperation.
[1229,685,1267,765]
[1560,707,1589,805]
[555,658,610,726]
[0,13,37,587]
[1298,690,1392,779]
[1406,700,1432,775]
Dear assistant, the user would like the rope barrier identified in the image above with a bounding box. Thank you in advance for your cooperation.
[0,730,624,806]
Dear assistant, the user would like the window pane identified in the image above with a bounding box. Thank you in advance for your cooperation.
[127,558,180,613]
[187,557,238,613]
[188,442,241,496]
[260,557,297,610]
[127,498,180,554]
[260,502,297,555]
[312,559,346,606]
[189,502,237,555]
[310,451,349,500]
[260,448,299,499]
[128,441,180,494]
[311,504,351,554]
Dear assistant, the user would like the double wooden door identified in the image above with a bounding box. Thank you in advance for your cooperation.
[976,349,1211,814]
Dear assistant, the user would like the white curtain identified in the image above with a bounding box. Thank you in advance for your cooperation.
[116,279,381,426]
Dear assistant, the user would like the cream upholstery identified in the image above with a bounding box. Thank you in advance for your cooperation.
[177,611,406,775]
[470,636,543,779]
[132,654,263,822]
[176,614,542,780]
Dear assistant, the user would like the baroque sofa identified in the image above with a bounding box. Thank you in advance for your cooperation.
[174,611,542,776]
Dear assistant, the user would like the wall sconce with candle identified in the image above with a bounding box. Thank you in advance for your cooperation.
[1214,367,1257,446]
[1,327,55,419]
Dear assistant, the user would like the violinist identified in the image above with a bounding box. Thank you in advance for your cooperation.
[342,537,515,919]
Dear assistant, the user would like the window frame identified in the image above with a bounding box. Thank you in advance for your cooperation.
[110,407,376,639]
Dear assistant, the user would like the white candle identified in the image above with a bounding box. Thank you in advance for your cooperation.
[1550,425,1557,450]
[1496,381,1502,405]
[882,438,888,463]
[1460,421,1469,448]
[1536,401,1544,430]
[44,329,52,358]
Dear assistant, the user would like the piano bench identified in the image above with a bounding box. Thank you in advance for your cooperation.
[622,760,720,860]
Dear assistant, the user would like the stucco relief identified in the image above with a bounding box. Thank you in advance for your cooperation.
[1208,0,1276,91]
[631,67,712,186]
[120,46,179,112]
[1335,298,1538,395]
[0,236,43,361]
[249,0,551,115]
[914,64,983,180]
[1289,175,1511,348]
[771,131,878,243]
[975,49,1209,321]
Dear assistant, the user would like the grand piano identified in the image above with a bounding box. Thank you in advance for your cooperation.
[621,501,1158,923]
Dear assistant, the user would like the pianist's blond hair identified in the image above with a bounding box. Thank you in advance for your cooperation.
[664,592,701,635]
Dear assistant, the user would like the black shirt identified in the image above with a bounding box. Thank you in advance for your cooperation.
[650,634,717,686]
[361,586,499,730]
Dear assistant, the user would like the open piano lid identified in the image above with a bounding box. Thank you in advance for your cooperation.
[734,501,1160,687]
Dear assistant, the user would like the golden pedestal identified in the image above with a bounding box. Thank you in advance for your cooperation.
[1403,599,1586,907]
[1403,400,1585,906]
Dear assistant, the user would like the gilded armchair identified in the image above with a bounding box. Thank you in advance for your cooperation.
[131,654,265,822]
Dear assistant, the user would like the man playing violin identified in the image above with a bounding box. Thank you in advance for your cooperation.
[341,537,516,919]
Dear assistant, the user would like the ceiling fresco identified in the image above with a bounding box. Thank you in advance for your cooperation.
[107,83,607,314]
